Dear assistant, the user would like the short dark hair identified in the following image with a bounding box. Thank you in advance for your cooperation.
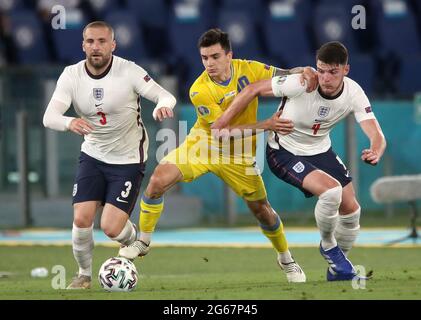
[83,21,114,40]
[197,28,232,53]
[316,41,348,65]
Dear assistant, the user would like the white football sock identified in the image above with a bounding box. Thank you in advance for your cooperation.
[315,185,342,251]
[140,232,152,245]
[334,208,361,256]
[72,223,94,277]
[278,250,294,264]
[111,220,137,246]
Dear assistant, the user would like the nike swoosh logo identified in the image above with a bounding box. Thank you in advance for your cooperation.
[116,197,128,203]
[95,103,103,107]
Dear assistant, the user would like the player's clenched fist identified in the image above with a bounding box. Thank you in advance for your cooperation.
[301,66,318,93]
[361,149,380,166]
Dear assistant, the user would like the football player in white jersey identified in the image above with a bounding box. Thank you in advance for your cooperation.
[212,41,387,281]
[43,21,176,289]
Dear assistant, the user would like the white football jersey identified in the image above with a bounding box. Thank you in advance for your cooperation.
[268,74,376,156]
[50,55,174,164]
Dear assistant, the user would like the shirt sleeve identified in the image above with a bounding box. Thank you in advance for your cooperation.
[247,60,276,81]
[44,67,74,131]
[51,67,73,106]
[130,63,176,118]
[189,85,223,124]
[352,88,376,123]
[43,99,74,131]
[130,63,158,96]
[271,74,306,98]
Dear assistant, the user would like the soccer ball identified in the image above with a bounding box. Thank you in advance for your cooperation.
[98,257,138,292]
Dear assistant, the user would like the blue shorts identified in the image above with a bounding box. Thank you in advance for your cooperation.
[266,144,352,198]
[72,152,145,215]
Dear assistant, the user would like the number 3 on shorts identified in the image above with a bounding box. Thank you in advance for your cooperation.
[121,181,132,198]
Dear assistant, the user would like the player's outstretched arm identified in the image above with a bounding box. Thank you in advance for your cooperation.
[212,110,293,140]
[212,74,306,136]
[359,119,387,165]
[211,79,273,131]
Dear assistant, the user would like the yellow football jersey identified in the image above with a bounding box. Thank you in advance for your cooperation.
[188,59,275,160]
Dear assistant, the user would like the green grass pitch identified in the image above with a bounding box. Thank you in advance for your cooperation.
[0,245,420,300]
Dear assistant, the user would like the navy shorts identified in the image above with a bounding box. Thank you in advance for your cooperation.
[72,152,145,215]
[266,144,352,198]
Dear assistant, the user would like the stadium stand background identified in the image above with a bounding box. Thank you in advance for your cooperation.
[0,0,421,227]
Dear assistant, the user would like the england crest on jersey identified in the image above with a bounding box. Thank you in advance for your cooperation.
[317,106,330,118]
[93,88,104,101]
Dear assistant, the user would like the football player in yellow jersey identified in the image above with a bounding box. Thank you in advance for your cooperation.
[119,28,318,283]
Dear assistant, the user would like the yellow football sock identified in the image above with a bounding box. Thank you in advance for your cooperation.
[260,215,289,253]
[139,195,164,233]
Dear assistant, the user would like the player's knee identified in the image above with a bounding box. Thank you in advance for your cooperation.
[100,223,120,239]
[247,200,272,224]
[319,185,343,207]
[73,215,93,228]
[340,199,360,214]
